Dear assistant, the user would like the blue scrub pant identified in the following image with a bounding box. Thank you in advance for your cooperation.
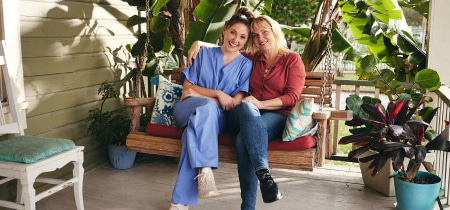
[228,102,286,210]
[171,97,226,205]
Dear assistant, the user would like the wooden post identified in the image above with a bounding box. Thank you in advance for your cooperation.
[355,85,360,96]
[313,111,330,167]
[317,118,328,167]
[325,119,332,158]
[124,97,156,132]
[332,83,342,155]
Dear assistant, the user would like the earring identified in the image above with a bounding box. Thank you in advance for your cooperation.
[219,34,224,46]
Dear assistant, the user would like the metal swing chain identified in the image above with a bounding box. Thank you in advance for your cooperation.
[134,0,153,98]
[316,0,333,166]
[325,0,334,107]
[319,0,333,112]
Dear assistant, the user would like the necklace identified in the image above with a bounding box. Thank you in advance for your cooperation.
[264,53,279,77]
[265,53,280,69]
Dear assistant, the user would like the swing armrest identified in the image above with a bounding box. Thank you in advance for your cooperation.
[310,111,329,167]
[312,111,330,120]
[310,110,352,167]
[124,97,156,132]
[330,110,353,121]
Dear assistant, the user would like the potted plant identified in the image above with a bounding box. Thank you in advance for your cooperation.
[334,0,447,201]
[86,82,136,169]
[340,95,449,210]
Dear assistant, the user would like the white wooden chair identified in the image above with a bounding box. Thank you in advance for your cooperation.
[0,40,85,210]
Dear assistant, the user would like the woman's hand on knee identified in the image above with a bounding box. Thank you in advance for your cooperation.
[180,88,200,101]
[242,96,264,109]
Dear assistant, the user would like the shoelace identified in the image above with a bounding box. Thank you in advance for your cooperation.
[258,172,273,183]
[194,173,209,187]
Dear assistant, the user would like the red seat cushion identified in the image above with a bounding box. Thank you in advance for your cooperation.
[145,123,316,150]
[146,123,184,139]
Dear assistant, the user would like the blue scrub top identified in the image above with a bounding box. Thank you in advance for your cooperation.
[181,47,253,97]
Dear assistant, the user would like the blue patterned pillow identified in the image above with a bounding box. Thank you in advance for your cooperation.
[150,75,183,127]
[0,136,75,164]
[282,98,318,142]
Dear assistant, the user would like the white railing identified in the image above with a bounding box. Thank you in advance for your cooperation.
[430,86,450,204]
[319,52,393,74]
[332,79,384,155]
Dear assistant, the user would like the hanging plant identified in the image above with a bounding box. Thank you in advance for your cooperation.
[120,0,177,98]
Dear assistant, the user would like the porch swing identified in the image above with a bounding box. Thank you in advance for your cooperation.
[124,0,352,171]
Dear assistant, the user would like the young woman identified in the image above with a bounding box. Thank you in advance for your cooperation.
[188,15,306,210]
[169,8,255,210]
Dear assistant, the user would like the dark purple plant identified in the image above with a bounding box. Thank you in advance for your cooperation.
[340,99,449,181]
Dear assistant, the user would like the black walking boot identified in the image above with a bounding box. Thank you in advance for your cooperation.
[256,169,282,203]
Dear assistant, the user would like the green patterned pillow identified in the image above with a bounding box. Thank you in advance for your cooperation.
[0,136,75,164]
[282,98,318,142]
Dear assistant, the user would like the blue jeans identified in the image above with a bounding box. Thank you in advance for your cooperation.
[228,102,287,210]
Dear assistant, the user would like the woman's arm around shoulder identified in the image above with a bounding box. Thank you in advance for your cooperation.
[187,41,218,66]
[240,51,254,60]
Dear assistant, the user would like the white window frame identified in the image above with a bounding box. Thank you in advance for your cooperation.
[1,0,28,129]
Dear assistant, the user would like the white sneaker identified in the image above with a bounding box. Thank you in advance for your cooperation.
[195,167,220,198]
[169,202,189,210]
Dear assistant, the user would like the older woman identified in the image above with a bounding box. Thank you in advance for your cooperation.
[188,15,305,210]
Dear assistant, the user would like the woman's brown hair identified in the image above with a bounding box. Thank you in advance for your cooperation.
[224,7,255,30]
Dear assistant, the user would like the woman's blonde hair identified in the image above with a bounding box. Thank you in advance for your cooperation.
[247,15,290,55]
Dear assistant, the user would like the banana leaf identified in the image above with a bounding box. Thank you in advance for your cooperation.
[183,0,238,57]
[243,0,272,15]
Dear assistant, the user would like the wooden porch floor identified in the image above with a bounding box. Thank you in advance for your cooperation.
[36,158,402,210]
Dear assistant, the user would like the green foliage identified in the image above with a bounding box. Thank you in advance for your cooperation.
[270,0,318,47]
[415,69,440,90]
[398,0,429,19]
[140,111,153,128]
[182,0,238,57]
[301,0,356,72]
[121,0,175,79]
[338,0,440,101]
[86,82,131,146]
[280,25,311,39]
[243,0,272,15]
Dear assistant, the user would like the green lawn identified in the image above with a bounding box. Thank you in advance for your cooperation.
[333,73,376,92]
[336,73,360,80]
[320,73,373,167]
[334,120,353,154]
[326,115,359,167]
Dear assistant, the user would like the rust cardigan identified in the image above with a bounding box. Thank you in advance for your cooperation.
[241,51,306,116]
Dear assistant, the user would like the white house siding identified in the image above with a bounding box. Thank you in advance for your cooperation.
[428,0,450,86]
[19,0,138,171]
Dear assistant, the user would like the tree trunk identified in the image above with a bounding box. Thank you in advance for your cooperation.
[167,0,186,68]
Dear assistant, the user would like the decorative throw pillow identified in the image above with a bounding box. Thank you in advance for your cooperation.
[150,75,183,127]
[282,98,319,142]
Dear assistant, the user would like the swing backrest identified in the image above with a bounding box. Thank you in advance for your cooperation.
[168,68,333,107]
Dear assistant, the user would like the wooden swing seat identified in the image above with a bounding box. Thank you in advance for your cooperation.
[125,69,352,171]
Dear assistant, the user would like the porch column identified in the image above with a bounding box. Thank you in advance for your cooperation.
[427,0,450,86]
